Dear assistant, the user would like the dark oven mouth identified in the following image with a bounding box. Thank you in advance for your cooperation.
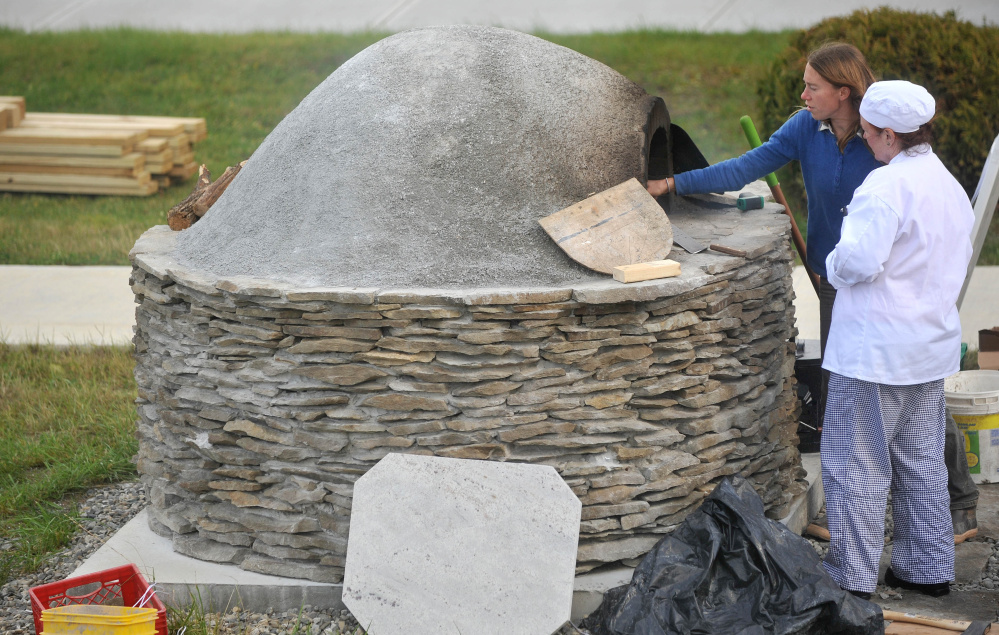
[648,125,670,181]
[644,96,709,185]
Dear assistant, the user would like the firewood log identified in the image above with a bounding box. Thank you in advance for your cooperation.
[167,160,245,230]
[193,161,244,217]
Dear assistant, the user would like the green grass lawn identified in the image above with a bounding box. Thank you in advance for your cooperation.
[0,344,136,584]
[0,29,385,264]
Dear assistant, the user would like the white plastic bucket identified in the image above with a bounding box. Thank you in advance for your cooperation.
[945,370,999,483]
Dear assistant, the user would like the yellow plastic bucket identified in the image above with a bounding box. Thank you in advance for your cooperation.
[946,370,999,483]
[40,605,158,635]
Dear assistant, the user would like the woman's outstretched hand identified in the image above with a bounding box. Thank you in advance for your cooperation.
[647,179,669,197]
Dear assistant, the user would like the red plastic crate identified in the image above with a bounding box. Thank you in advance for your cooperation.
[29,564,167,635]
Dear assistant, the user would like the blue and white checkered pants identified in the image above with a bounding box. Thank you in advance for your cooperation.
[821,373,954,593]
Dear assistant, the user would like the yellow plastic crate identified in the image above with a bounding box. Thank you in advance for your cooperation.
[40,605,158,635]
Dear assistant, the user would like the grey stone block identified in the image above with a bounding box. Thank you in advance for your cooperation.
[343,453,581,635]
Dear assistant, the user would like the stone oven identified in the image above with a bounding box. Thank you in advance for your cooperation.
[131,24,805,583]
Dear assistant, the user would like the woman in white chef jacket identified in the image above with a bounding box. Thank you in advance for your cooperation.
[820,80,975,599]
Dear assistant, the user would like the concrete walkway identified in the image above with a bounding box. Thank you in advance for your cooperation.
[1,0,996,33]
[0,266,134,346]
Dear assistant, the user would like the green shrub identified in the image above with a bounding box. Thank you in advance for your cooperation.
[758,8,999,201]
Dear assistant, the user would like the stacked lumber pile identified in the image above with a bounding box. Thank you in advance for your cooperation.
[0,96,206,196]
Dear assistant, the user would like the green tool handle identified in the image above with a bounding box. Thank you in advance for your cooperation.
[740,116,779,188]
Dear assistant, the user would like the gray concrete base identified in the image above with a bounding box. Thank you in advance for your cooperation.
[570,567,634,622]
[72,455,825,619]
[71,510,343,613]
[784,452,824,537]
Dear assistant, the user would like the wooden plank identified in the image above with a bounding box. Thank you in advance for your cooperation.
[0,143,129,157]
[0,181,157,196]
[0,98,25,129]
[168,161,198,179]
[0,171,151,188]
[20,112,206,140]
[539,178,674,274]
[883,622,997,635]
[0,163,142,178]
[0,127,140,146]
[166,133,191,152]
[709,243,748,258]
[612,259,681,283]
[882,611,970,632]
[885,624,966,635]
[144,151,175,174]
[20,114,185,137]
[0,104,21,131]
[0,152,144,169]
[137,137,170,153]
[0,96,27,119]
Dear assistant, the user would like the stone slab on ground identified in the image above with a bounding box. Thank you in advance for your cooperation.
[956,541,997,585]
[571,567,634,623]
[74,473,818,624]
[343,453,581,635]
[978,482,999,540]
[788,452,824,536]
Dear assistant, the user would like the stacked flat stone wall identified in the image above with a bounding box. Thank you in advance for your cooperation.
[131,203,805,583]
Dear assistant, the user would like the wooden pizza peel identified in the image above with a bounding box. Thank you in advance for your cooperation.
[538,178,675,275]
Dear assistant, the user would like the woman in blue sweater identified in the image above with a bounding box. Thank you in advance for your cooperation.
[648,42,880,361]
[649,43,980,548]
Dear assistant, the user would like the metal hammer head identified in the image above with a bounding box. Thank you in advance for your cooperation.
[961,621,992,635]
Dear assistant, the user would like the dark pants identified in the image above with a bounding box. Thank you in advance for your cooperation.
[946,409,979,509]
[816,277,978,511]
[817,277,837,430]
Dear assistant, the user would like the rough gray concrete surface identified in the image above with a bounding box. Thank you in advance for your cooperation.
[175,24,672,289]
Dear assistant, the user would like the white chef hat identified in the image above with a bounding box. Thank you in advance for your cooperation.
[859,80,935,133]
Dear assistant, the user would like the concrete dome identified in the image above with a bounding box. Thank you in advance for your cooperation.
[176,25,670,288]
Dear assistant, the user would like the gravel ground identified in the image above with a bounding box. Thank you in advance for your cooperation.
[2,484,996,634]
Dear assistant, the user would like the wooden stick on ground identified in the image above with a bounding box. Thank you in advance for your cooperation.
[882,610,971,633]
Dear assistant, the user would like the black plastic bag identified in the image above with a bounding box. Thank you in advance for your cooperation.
[580,476,883,635]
